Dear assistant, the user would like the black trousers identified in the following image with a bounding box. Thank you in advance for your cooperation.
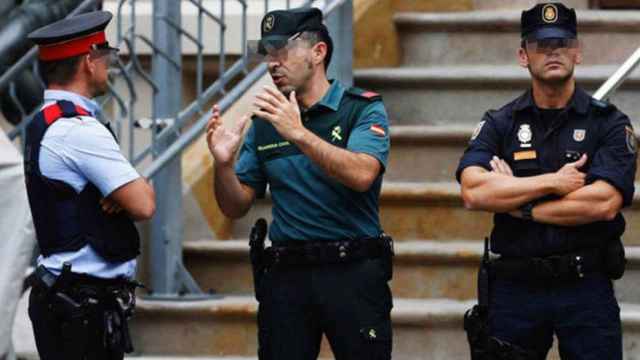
[256,258,393,360]
[28,283,125,360]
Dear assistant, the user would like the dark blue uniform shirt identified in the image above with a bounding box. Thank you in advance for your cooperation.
[456,87,637,257]
[236,80,390,243]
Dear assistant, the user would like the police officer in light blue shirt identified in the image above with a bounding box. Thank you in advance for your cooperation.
[25,11,155,360]
[38,89,140,279]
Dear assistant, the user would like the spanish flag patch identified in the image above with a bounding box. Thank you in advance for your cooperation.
[370,124,386,137]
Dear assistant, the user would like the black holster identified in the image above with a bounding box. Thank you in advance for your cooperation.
[249,218,268,302]
[464,238,539,360]
[37,263,137,356]
[379,233,394,281]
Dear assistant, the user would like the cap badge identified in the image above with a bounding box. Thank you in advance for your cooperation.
[518,124,532,148]
[573,129,586,142]
[263,14,275,33]
[542,4,558,24]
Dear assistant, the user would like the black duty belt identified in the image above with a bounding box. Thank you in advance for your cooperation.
[31,265,139,354]
[491,249,603,281]
[264,235,394,267]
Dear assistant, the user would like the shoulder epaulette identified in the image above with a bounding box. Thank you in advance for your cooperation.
[346,86,382,101]
[590,98,616,114]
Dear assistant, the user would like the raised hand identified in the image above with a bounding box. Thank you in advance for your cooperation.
[206,104,250,166]
[552,153,587,195]
[253,86,306,142]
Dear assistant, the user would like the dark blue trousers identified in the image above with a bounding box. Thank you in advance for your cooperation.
[489,273,622,360]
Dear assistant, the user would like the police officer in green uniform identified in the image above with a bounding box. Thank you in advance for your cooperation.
[206,7,393,360]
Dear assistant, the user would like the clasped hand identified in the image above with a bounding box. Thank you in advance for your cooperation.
[253,86,306,142]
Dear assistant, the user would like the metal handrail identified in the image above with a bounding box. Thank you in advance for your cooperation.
[593,47,640,101]
[144,61,266,178]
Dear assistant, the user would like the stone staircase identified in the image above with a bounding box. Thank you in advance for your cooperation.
[129,6,640,360]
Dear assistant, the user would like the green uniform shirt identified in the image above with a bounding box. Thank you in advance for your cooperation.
[235,80,390,242]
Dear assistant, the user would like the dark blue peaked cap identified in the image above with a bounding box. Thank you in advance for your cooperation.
[521,2,577,40]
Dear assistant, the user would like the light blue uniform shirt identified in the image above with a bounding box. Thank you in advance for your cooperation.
[37,90,139,279]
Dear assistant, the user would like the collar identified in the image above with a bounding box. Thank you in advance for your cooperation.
[312,79,344,112]
[513,87,590,115]
[43,89,101,117]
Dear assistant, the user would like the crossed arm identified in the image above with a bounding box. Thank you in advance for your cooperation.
[459,155,623,226]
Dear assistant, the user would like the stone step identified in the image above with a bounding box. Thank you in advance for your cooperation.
[130,297,640,359]
[386,125,640,182]
[228,181,640,244]
[229,181,490,241]
[395,10,640,66]
[183,239,640,302]
[387,125,469,182]
[354,65,640,125]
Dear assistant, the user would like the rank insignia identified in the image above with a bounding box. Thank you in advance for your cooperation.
[573,129,586,142]
[361,91,379,99]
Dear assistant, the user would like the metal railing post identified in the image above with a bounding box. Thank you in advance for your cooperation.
[325,0,353,86]
[149,0,184,297]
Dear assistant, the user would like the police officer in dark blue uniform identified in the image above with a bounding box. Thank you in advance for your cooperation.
[25,11,156,360]
[457,3,636,359]
[206,7,393,360]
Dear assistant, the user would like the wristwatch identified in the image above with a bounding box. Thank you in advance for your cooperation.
[520,202,534,221]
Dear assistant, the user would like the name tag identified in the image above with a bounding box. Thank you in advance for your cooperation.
[513,150,537,161]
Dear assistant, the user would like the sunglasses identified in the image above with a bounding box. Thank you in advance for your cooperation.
[247,32,305,64]
[89,43,119,64]
[524,38,579,53]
